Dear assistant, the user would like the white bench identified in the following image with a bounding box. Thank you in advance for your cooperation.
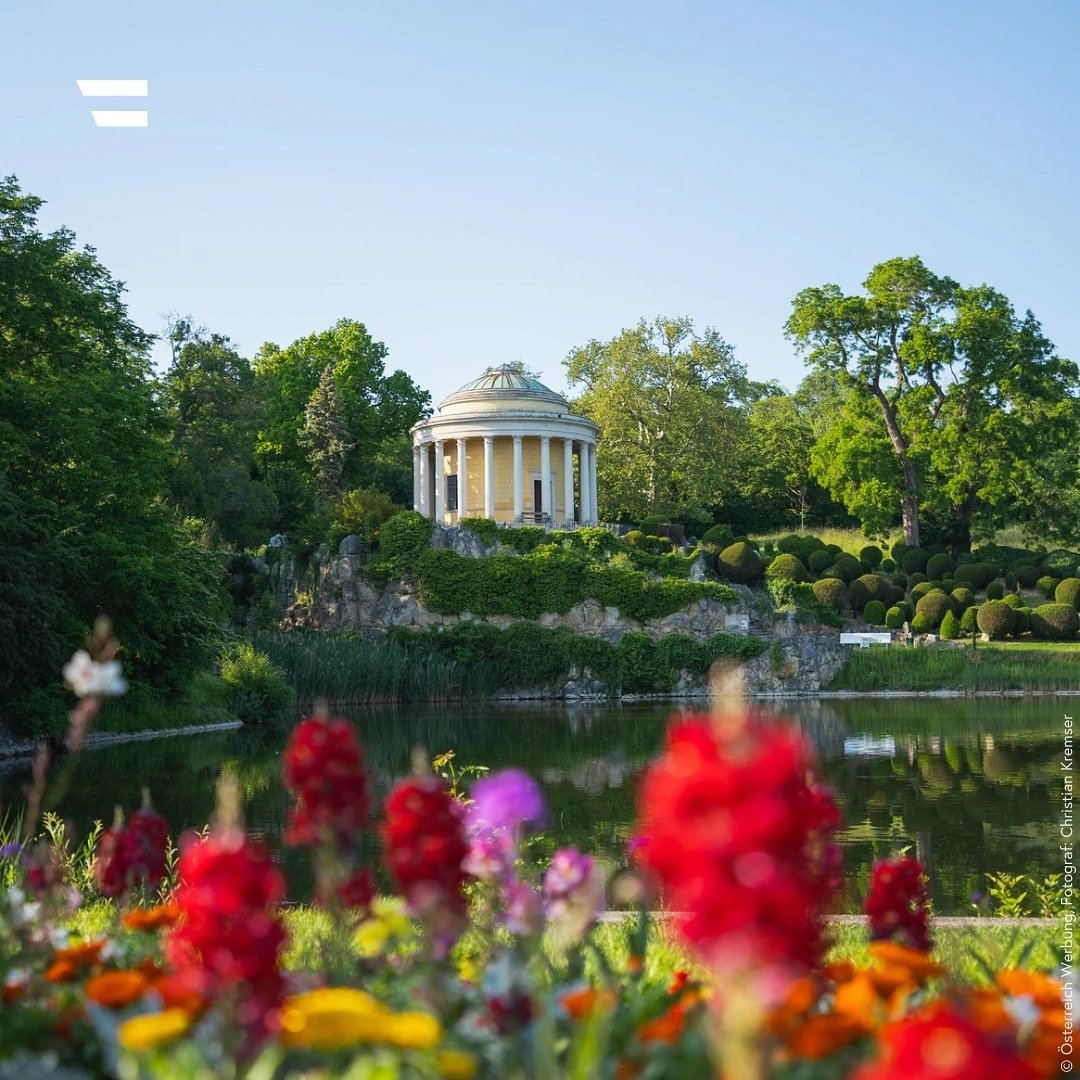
[839,632,893,648]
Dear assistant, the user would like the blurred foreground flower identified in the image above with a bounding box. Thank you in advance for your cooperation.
[62,649,126,698]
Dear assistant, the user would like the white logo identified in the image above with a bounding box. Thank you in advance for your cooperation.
[76,80,148,127]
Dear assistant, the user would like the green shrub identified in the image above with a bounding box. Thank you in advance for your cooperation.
[811,578,849,613]
[218,643,293,724]
[890,571,908,589]
[910,612,934,634]
[859,545,883,568]
[701,524,735,548]
[914,590,953,629]
[880,558,897,572]
[374,511,435,579]
[1036,575,1059,599]
[1013,563,1040,588]
[808,549,834,575]
[331,487,400,546]
[901,548,929,574]
[831,554,864,583]
[776,533,804,554]
[1042,550,1080,577]
[939,609,961,640]
[1055,578,1080,609]
[897,599,915,621]
[985,581,1005,600]
[1030,603,1080,641]
[624,530,645,548]
[826,543,842,555]
[910,581,935,601]
[941,578,955,592]
[949,587,975,612]
[718,542,763,583]
[977,600,1015,640]
[925,552,956,579]
[953,563,995,590]
[906,571,928,587]
[863,600,887,625]
[848,573,891,610]
[890,540,909,563]
[960,606,979,633]
[765,553,809,582]
[1002,593,1022,609]
[884,605,905,629]
[1012,607,1031,634]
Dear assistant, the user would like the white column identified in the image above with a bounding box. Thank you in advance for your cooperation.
[563,438,574,526]
[456,437,467,519]
[578,443,589,523]
[589,443,599,523]
[412,445,421,511]
[484,436,495,519]
[418,443,430,518]
[434,440,444,523]
[512,436,523,522]
[540,436,551,525]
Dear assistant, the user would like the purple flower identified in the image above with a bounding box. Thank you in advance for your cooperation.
[543,847,593,900]
[543,847,605,951]
[0,843,21,859]
[462,833,515,882]
[504,881,544,936]
[467,770,546,838]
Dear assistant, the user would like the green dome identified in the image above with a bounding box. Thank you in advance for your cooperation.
[454,364,555,395]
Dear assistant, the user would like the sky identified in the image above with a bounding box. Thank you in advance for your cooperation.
[4,1,1078,405]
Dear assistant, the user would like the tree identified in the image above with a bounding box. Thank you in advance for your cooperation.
[298,366,354,500]
[563,317,753,521]
[786,257,1079,547]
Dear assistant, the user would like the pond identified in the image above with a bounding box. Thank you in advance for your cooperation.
[0,696,1070,915]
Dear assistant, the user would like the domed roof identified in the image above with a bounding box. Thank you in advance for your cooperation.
[437,364,569,415]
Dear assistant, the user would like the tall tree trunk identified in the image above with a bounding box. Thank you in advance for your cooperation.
[902,488,920,547]
[871,385,921,547]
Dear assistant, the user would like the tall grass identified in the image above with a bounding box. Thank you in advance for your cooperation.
[254,633,500,705]
[830,644,1080,692]
[750,526,896,555]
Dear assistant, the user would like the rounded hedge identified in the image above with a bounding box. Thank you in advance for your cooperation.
[718,542,763,583]
[880,558,897,572]
[915,590,953,629]
[960,606,979,633]
[901,548,930,574]
[1002,593,1023,610]
[1030,603,1080,640]
[1036,575,1059,599]
[831,554,864,584]
[766,553,809,583]
[953,563,995,590]
[911,612,935,634]
[925,552,956,579]
[1055,577,1080,609]
[885,605,906,629]
[985,581,1005,600]
[1012,607,1031,634]
[939,609,962,640]
[897,599,915,621]
[863,600,887,626]
[890,571,909,589]
[826,543,843,555]
[910,581,936,601]
[860,545,883,568]
[811,578,850,613]
[701,524,735,547]
[1013,563,1040,588]
[808,549,834,575]
[977,599,1015,640]
[906,571,929,587]
[849,573,891,610]
[776,533,804,554]
[890,540,909,563]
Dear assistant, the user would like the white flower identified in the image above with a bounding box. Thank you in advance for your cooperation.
[1004,993,1041,1031]
[62,651,127,697]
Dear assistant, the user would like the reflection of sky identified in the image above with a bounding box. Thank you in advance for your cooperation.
[843,735,896,758]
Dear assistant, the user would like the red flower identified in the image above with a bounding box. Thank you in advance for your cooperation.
[853,1003,1038,1080]
[335,867,376,910]
[94,825,128,897]
[864,856,932,952]
[93,805,170,899]
[166,829,285,1043]
[283,716,370,848]
[384,776,470,918]
[634,714,842,973]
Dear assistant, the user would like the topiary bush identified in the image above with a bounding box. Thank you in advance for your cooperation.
[897,599,915,621]
[830,554,863,583]
[1012,607,1031,635]
[953,563,995,591]
[906,571,928,588]
[914,590,953,629]
[890,540,909,563]
[985,581,1005,600]
[717,541,763,583]
[977,600,1015,640]
[1036,575,1059,599]
[1055,577,1080,609]
[925,552,956,580]
[909,581,935,601]
[863,599,887,625]
[901,548,930,574]
[701,524,735,548]
[859,545,883,568]
[880,558,897,572]
[1013,563,1040,588]
[960,606,979,633]
[808,549,834,575]
[939,609,961,640]
[1030,603,1080,641]
[910,612,934,634]
[1002,593,1023,609]
[848,573,891,610]
[766,553,809,583]
[811,578,850,613]
[884,605,905,629]
[776,534,804,554]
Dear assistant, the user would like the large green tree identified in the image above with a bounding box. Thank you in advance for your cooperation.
[786,257,1080,547]
[0,177,226,732]
[254,319,430,526]
[563,317,754,521]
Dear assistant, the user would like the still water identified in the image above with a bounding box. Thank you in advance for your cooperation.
[0,697,1070,915]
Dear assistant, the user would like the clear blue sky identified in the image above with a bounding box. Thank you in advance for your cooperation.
[5,1,1078,404]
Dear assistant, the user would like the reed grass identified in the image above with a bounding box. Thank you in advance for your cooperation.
[254,632,500,705]
[830,644,1080,692]
[750,526,895,555]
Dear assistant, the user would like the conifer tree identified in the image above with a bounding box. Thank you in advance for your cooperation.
[298,365,354,499]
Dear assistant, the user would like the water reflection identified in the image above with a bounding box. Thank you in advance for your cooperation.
[0,697,1068,914]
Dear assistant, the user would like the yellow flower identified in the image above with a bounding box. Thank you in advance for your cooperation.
[437,1048,480,1079]
[280,988,389,1050]
[382,1010,442,1050]
[117,1008,192,1052]
[355,896,410,958]
[457,955,481,984]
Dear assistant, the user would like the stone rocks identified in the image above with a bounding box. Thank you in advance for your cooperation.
[338,534,366,556]
[688,554,708,582]
[430,525,492,558]
[740,613,850,696]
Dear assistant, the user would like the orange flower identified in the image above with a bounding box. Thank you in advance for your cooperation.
[766,976,820,1035]
[122,904,181,932]
[2,982,25,1004]
[638,998,697,1046]
[823,960,857,983]
[45,960,78,984]
[667,969,689,995]
[834,973,883,1029]
[615,1059,640,1080]
[54,939,107,967]
[627,954,643,975]
[867,942,945,981]
[964,987,1013,1038]
[85,970,151,1009]
[561,987,616,1021]
[996,969,1063,1009]
[152,972,206,1016]
[785,1013,867,1060]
